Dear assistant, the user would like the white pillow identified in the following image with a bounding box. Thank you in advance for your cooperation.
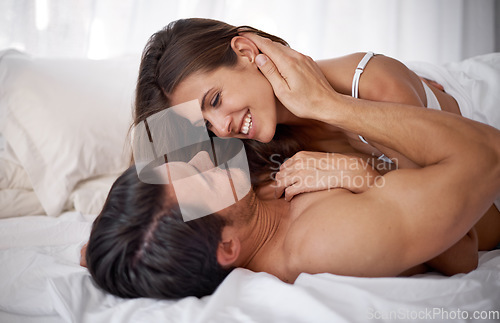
[0,133,45,218]
[0,147,32,190]
[0,189,45,218]
[0,50,138,216]
[68,174,120,215]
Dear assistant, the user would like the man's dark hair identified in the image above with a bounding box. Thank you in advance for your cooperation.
[85,166,233,299]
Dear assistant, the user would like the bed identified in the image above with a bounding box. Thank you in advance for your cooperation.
[1,50,499,323]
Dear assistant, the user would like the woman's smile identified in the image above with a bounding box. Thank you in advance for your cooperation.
[241,111,252,135]
[239,110,257,139]
[170,61,278,143]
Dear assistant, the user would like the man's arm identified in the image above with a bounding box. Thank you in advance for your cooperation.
[279,107,497,277]
[398,229,478,277]
[245,34,500,276]
[425,229,478,275]
[317,53,430,169]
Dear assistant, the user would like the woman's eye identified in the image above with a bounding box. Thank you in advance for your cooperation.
[211,92,220,107]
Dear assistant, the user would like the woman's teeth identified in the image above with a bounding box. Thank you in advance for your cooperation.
[242,112,253,135]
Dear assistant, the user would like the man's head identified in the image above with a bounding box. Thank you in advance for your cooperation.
[85,164,249,299]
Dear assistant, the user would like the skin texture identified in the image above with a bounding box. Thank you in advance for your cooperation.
[170,37,283,143]
[80,150,480,276]
[211,35,500,281]
[83,35,499,280]
[169,34,500,251]
[272,151,479,276]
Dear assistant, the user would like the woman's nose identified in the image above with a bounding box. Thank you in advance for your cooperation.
[212,115,233,137]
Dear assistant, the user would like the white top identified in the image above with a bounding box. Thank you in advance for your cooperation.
[421,81,441,110]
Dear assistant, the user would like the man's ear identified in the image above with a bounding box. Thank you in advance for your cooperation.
[231,36,259,64]
[216,226,241,267]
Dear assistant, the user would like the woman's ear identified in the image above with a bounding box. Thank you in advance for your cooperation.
[231,36,259,64]
[216,226,241,267]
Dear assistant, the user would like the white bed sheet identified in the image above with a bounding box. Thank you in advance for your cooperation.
[0,212,499,323]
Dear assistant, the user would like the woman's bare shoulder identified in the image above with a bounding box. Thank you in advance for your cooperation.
[316,53,370,95]
[318,53,426,106]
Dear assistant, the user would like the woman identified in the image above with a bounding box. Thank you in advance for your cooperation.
[134,18,499,252]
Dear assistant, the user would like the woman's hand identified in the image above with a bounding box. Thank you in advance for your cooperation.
[244,33,338,120]
[274,151,382,201]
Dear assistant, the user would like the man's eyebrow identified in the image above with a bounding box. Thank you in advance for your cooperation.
[201,88,212,111]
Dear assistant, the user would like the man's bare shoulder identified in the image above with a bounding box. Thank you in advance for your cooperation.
[285,187,386,233]
[286,188,355,222]
[281,187,408,279]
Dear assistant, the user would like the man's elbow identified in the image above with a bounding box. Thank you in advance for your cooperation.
[460,256,479,274]
[446,253,478,276]
[450,127,500,204]
[428,251,478,276]
[491,138,500,187]
[426,229,479,276]
[476,128,500,186]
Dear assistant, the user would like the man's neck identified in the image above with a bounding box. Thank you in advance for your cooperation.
[237,197,291,269]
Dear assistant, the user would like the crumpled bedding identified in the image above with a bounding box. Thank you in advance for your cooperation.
[0,212,499,323]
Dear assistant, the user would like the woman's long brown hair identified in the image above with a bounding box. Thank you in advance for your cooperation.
[134,18,305,188]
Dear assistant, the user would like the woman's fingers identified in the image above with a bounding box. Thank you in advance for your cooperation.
[275,166,324,201]
[284,174,332,201]
[274,170,290,200]
[280,151,311,172]
[275,169,292,188]
[284,185,301,201]
[274,183,285,200]
[275,151,380,199]
[275,170,305,201]
[284,183,313,201]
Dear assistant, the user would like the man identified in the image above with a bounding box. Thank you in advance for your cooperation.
[84,38,500,300]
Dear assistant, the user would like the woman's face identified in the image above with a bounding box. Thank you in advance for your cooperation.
[170,57,279,143]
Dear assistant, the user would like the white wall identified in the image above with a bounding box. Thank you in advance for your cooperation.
[0,0,496,64]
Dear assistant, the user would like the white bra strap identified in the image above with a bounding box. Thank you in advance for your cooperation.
[352,51,375,99]
[352,52,375,144]
[352,52,393,164]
